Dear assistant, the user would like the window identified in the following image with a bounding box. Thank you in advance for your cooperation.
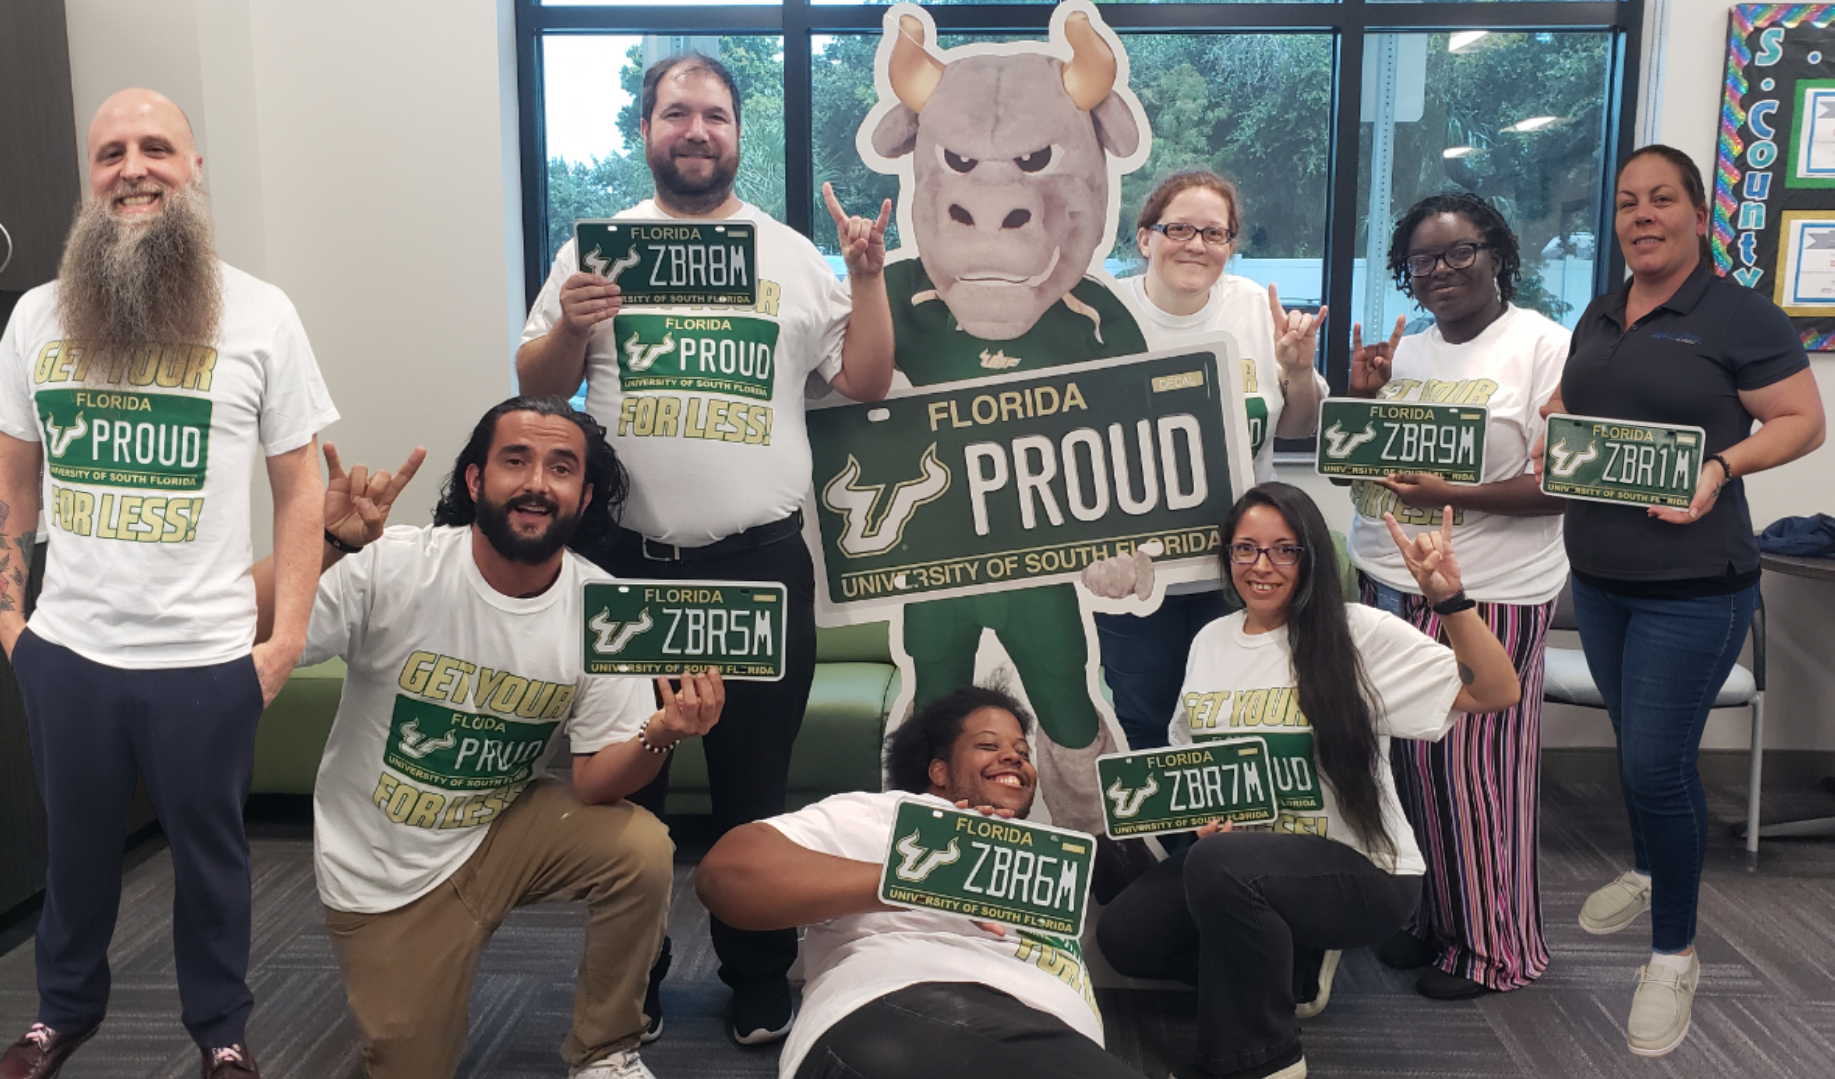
[516,0,1643,393]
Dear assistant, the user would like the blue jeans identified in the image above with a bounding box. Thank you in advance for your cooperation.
[1570,576,1757,952]
[1094,590,1233,751]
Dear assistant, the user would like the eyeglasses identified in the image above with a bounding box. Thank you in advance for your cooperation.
[1227,543,1305,567]
[1149,222,1236,247]
[1405,242,1491,277]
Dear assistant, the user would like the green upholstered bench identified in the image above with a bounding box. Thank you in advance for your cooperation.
[250,625,901,814]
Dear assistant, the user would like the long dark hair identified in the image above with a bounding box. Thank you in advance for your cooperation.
[1386,191,1522,305]
[432,395,628,555]
[884,683,1034,795]
[1618,144,1712,263]
[1220,483,1391,858]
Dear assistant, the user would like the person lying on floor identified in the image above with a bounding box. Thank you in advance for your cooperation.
[253,395,722,1079]
[1096,482,1521,1079]
[696,684,1149,1079]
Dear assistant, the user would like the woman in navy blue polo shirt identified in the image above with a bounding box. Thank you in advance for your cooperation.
[1541,144,1824,1057]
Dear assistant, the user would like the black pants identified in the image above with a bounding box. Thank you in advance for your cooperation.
[794,982,1145,1079]
[16,629,265,1048]
[1097,833,1420,1075]
[589,531,817,988]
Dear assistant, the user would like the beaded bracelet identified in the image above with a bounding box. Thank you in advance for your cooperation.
[637,719,675,755]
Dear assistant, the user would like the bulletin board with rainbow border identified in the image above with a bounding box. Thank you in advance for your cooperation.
[1713,4,1835,349]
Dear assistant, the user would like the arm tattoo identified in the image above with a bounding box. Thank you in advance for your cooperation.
[1457,662,1475,686]
[0,532,32,614]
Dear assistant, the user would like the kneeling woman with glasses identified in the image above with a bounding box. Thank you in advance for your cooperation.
[1097,483,1521,1079]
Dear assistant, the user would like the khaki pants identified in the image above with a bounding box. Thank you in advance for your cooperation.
[324,779,673,1079]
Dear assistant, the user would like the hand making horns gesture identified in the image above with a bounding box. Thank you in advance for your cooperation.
[324,442,426,550]
[824,181,892,280]
[1351,315,1406,397]
[1383,509,1465,606]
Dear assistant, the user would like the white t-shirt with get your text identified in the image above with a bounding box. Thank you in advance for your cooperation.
[521,201,851,547]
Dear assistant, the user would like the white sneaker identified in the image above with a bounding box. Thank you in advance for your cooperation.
[1295,950,1341,1020]
[569,1047,657,1079]
[1627,954,1699,1057]
[1580,871,1651,935]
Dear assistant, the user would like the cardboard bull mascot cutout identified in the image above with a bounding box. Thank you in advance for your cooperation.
[802,1,1255,838]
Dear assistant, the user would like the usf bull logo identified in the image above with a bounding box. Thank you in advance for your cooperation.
[1105,774,1159,819]
[893,830,961,882]
[584,244,642,285]
[588,607,653,655]
[396,719,457,760]
[42,412,88,459]
[621,329,677,372]
[822,444,951,557]
[1547,439,1600,478]
[1321,421,1377,459]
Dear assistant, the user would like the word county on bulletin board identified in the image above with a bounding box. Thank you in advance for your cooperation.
[1714,4,1835,349]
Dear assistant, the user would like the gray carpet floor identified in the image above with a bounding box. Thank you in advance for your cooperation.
[2,777,1833,1078]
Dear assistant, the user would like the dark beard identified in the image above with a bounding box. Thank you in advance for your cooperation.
[647,141,739,216]
[474,489,583,565]
[55,178,222,358]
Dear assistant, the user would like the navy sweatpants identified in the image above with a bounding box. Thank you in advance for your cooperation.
[15,628,265,1048]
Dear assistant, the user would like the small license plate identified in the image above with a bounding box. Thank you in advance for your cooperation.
[1540,414,1706,508]
[574,219,757,307]
[582,580,784,680]
[878,800,1094,937]
[1315,399,1488,483]
[1096,737,1280,838]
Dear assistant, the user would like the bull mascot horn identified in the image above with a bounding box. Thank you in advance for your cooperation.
[889,12,1116,115]
[889,15,944,113]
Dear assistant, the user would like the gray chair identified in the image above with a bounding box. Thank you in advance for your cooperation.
[1540,584,1767,855]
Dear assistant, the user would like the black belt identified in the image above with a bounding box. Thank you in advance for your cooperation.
[616,510,803,563]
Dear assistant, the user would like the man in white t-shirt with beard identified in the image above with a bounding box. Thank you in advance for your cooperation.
[0,88,335,1079]
[251,396,723,1079]
[516,52,893,1045]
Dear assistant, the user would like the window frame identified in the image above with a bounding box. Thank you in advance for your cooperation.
[515,0,1645,393]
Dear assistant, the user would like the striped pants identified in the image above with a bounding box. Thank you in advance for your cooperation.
[1360,574,1554,991]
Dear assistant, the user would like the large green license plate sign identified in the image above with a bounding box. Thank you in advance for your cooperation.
[809,351,1234,608]
[879,800,1094,936]
[1096,737,1279,838]
[575,219,756,307]
[582,580,785,681]
[1315,399,1488,484]
[1540,414,1705,509]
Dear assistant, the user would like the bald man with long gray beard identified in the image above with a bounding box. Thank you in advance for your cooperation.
[0,89,337,1079]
